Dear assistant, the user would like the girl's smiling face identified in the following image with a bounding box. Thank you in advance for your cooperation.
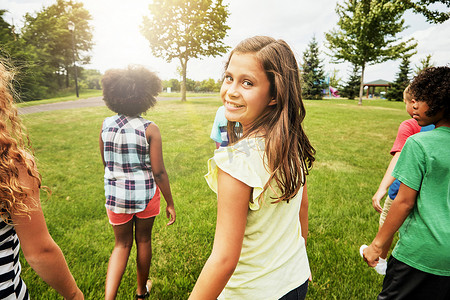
[221,53,276,133]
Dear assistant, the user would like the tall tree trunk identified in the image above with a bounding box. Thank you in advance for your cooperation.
[65,69,69,89]
[180,57,187,102]
[358,63,366,106]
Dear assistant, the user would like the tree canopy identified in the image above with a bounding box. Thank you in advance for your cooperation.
[0,10,15,45]
[1,0,94,100]
[141,0,230,101]
[414,54,435,76]
[404,0,450,23]
[21,0,93,87]
[325,0,417,105]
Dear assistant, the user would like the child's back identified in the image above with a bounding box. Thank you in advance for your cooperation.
[102,115,156,213]
[100,66,175,299]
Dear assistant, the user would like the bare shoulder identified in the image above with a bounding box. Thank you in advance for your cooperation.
[12,153,41,209]
[145,122,161,141]
[14,152,38,176]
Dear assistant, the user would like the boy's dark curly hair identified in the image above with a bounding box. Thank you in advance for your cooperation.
[409,66,450,120]
[101,65,162,116]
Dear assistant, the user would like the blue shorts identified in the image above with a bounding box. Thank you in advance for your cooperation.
[278,280,308,300]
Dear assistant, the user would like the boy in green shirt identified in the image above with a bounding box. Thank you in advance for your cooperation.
[363,66,450,299]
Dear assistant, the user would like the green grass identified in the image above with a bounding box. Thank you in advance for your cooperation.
[19,97,407,299]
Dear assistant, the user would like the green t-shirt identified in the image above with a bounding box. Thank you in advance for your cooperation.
[392,126,450,276]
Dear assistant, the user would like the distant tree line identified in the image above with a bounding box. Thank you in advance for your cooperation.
[1,0,447,102]
[0,0,97,101]
[162,78,222,93]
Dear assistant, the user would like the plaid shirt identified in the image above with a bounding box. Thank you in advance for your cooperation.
[102,115,156,214]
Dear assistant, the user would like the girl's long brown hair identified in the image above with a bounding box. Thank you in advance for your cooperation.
[0,60,41,221]
[226,36,315,203]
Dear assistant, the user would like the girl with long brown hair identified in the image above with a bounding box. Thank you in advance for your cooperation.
[190,36,315,299]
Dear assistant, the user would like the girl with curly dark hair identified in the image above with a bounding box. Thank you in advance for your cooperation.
[100,65,176,299]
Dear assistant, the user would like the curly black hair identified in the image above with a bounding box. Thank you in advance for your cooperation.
[101,65,162,116]
[408,66,450,120]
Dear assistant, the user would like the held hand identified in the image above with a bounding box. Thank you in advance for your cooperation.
[372,191,385,213]
[362,244,382,268]
[166,205,176,226]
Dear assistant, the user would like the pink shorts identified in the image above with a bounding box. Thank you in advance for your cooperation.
[106,188,161,226]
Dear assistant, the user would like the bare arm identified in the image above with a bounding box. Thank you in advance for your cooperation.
[299,182,312,281]
[364,183,417,267]
[11,160,83,300]
[146,123,176,225]
[372,152,401,213]
[99,128,105,167]
[299,183,308,245]
[189,168,250,299]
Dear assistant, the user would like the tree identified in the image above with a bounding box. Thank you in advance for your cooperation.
[21,0,93,90]
[340,65,361,100]
[141,0,230,102]
[0,10,15,45]
[329,68,342,88]
[79,69,102,90]
[325,0,417,105]
[186,78,197,92]
[301,36,327,100]
[162,78,181,92]
[414,54,435,76]
[197,78,220,92]
[1,39,50,100]
[386,56,411,101]
[403,0,450,23]
[0,10,49,100]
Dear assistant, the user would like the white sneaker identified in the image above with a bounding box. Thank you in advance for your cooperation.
[359,244,386,275]
[374,258,387,275]
[359,244,368,257]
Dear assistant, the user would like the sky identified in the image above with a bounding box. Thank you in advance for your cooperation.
[2,0,450,84]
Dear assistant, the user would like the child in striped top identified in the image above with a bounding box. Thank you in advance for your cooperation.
[0,60,83,299]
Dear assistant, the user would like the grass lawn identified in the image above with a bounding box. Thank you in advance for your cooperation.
[19,96,407,299]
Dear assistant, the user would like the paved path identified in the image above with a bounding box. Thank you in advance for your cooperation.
[18,96,105,115]
[17,95,196,115]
